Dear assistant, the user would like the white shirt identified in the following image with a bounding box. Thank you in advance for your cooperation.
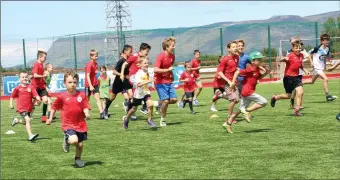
[308,45,331,70]
[133,69,151,99]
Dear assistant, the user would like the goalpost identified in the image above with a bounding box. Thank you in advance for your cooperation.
[276,36,340,81]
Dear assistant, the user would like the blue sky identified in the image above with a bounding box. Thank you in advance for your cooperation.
[1,1,339,67]
[1,1,339,39]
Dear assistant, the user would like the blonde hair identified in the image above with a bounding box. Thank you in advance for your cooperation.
[290,36,300,43]
[137,56,148,66]
[162,37,176,50]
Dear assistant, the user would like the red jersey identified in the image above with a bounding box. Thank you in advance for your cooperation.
[127,52,140,76]
[191,58,201,74]
[239,65,261,97]
[52,91,90,132]
[213,73,226,88]
[180,71,199,92]
[31,61,46,89]
[154,52,175,85]
[284,53,304,77]
[85,60,99,87]
[11,84,39,113]
[217,55,239,83]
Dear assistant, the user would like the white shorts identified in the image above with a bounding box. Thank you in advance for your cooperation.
[312,69,324,76]
[239,93,267,111]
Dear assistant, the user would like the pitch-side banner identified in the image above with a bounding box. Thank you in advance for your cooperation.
[2,67,186,96]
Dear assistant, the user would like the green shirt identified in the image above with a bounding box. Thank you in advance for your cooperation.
[45,72,51,86]
[98,76,110,99]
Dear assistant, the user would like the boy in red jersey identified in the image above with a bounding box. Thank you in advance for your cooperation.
[10,71,41,141]
[85,49,104,119]
[126,43,151,115]
[47,70,91,168]
[223,52,270,133]
[191,50,203,106]
[210,56,225,112]
[31,50,49,122]
[154,37,177,127]
[271,41,305,116]
[178,50,202,107]
[216,41,240,118]
[179,61,200,114]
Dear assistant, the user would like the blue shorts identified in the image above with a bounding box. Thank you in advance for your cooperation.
[155,83,177,101]
[64,129,87,143]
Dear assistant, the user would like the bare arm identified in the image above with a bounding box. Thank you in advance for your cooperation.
[9,98,14,109]
[33,73,46,78]
[259,69,270,79]
[137,79,153,87]
[218,71,232,85]
[112,69,120,76]
[154,67,173,73]
[86,73,93,88]
[120,62,128,80]
[190,66,201,71]
[83,108,90,119]
[46,109,56,124]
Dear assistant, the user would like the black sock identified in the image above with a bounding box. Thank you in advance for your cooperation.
[42,104,47,116]
[75,156,81,161]
[188,101,194,111]
[290,98,294,105]
[142,102,147,110]
[127,99,133,111]
[326,92,329,96]
[105,99,113,112]
[183,100,188,108]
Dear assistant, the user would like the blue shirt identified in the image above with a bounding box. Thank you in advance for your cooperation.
[237,53,251,82]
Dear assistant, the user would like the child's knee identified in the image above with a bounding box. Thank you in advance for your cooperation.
[170,98,177,104]
[68,135,79,144]
[163,99,169,104]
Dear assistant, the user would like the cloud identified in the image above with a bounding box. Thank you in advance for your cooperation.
[1,39,53,67]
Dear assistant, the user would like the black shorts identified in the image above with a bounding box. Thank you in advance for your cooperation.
[112,77,132,95]
[85,85,99,96]
[213,88,225,94]
[36,88,48,97]
[19,112,32,118]
[64,129,88,143]
[283,76,302,94]
[132,94,151,107]
[298,75,303,82]
[185,91,195,99]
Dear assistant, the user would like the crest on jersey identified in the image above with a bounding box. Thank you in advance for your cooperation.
[27,88,31,92]
[77,96,82,102]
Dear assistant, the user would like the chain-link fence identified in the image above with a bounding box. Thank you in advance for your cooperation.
[2,21,338,72]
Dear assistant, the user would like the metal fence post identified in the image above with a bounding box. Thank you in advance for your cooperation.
[22,39,27,70]
[315,22,319,46]
[219,28,223,56]
[268,25,272,78]
[73,36,77,71]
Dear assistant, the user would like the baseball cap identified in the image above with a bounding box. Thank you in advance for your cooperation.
[249,51,265,60]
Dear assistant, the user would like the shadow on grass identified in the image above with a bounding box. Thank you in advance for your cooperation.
[85,161,104,166]
[141,127,161,131]
[167,122,184,126]
[30,137,51,143]
[243,128,272,133]
[72,161,104,168]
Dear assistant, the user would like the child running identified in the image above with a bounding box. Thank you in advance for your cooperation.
[122,56,156,129]
[179,61,200,114]
[271,41,305,116]
[303,33,337,102]
[210,56,224,112]
[223,52,270,133]
[216,41,240,119]
[10,71,41,141]
[154,37,177,127]
[47,70,91,168]
[98,66,110,115]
